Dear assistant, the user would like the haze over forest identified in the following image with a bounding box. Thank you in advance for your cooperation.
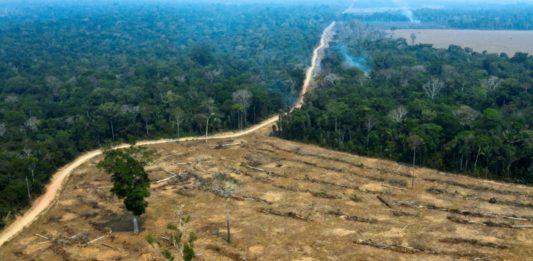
[0,0,531,260]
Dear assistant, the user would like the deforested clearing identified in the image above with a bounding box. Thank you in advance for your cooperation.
[392,29,533,55]
[1,128,532,261]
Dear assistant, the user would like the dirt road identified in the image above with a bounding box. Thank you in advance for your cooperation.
[0,114,279,248]
[4,131,533,260]
[295,22,336,109]
[0,22,336,247]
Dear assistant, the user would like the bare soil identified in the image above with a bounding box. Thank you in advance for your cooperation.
[392,29,533,55]
[1,129,532,260]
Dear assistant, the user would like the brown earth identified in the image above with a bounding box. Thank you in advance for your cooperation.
[1,128,533,261]
[392,29,533,55]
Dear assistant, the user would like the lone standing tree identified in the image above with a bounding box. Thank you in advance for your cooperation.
[98,146,155,233]
[407,134,425,189]
[206,173,238,243]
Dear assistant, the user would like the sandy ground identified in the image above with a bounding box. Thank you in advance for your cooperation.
[0,115,279,248]
[1,23,532,260]
[392,29,533,55]
[0,20,336,248]
[1,129,532,261]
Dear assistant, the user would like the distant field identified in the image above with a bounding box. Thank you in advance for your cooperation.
[393,29,533,55]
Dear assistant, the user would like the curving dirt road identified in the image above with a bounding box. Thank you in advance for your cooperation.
[0,22,336,247]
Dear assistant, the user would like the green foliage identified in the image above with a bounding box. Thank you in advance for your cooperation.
[188,232,197,244]
[172,231,183,247]
[160,249,174,261]
[414,7,533,30]
[182,215,191,224]
[97,147,151,216]
[153,215,197,261]
[183,243,195,261]
[144,233,159,247]
[166,223,177,231]
[0,2,336,226]
[281,32,533,183]
[344,6,533,30]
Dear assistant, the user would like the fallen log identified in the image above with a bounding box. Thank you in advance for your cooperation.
[447,215,478,225]
[505,216,528,221]
[439,237,509,249]
[87,235,106,245]
[354,239,501,260]
[154,174,178,184]
[35,233,51,240]
[325,209,378,224]
[258,208,311,222]
[354,239,420,254]
[377,196,393,209]
[176,162,192,165]
[243,164,270,174]
[212,142,241,149]
[512,225,533,229]
[102,243,116,249]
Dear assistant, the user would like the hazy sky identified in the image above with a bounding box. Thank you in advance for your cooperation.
[1,0,533,7]
[2,0,533,4]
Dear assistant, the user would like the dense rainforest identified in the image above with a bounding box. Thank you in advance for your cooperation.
[414,6,533,30]
[0,2,337,227]
[279,23,533,184]
[343,5,533,30]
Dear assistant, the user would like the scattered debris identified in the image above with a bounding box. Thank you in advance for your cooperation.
[424,178,533,199]
[258,208,311,221]
[212,142,242,149]
[205,244,246,261]
[354,239,501,260]
[326,209,378,224]
[439,237,509,249]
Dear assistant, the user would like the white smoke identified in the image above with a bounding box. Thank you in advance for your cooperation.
[399,6,420,23]
[344,0,420,24]
[393,0,420,23]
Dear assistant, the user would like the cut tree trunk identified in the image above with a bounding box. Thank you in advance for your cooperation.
[225,198,231,243]
[133,215,140,234]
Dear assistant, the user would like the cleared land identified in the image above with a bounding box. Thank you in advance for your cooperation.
[1,127,532,261]
[393,29,533,55]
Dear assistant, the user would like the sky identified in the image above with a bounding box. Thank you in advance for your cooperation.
[1,0,533,8]
[2,0,533,4]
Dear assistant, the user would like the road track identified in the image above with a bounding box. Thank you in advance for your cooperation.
[0,22,337,247]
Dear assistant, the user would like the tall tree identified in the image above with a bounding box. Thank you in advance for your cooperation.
[97,146,155,233]
[206,173,238,243]
[171,108,185,138]
[97,102,120,140]
[388,106,408,124]
[232,90,253,129]
[422,79,445,100]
